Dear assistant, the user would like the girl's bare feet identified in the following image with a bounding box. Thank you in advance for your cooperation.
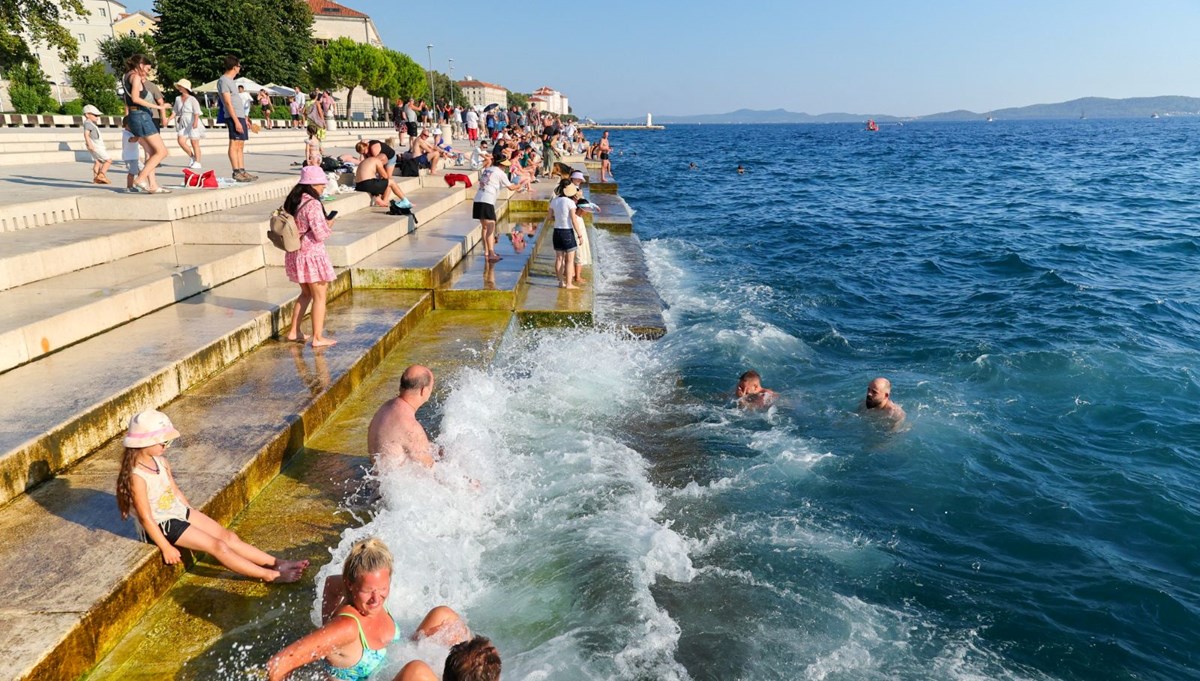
[285,333,306,343]
[311,337,338,348]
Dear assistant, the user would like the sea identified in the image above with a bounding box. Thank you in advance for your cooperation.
[329,120,1200,681]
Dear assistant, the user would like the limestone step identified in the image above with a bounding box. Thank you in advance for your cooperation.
[0,288,432,681]
[587,192,634,231]
[0,267,352,507]
[77,176,298,222]
[516,222,594,328]
[84,308,513,679]
[591,230,666,339]
[171,186,386,246]
[434,216,542,310]
[0,244,265,373]
[260,184,466,269]
[352,200,487,289]
[0,218,174,291]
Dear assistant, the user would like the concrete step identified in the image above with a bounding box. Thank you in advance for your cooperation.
[171,187,380,246]
[0,219,174,291]
[434,216,542,310]
[587,192,634,231]
[0,288,432,681]
[0,267,352,507]
[516,223,594,328]
[591,230,667,340]
[262,185,466,269]
[352,201,487,289]
[84,308,512,679]
[0,244,265,373]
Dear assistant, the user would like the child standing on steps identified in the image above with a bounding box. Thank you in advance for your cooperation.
[82,105,112,185]
[115,409,309,583]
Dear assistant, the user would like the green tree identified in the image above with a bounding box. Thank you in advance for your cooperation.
[67,61,123,114]
[308,38,367,113]
[1,0,86,70]
[7,61,56,113]
[383,49,426,102]
[356,44,394,117]
[98,34,156,75]
[506,90,528,109]
[153,0,312,85]
[429,71,465,108]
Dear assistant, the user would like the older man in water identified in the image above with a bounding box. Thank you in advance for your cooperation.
[859,376,906,427]
[367,365,439,467]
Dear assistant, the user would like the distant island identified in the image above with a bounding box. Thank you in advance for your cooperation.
[597,96,1200,125]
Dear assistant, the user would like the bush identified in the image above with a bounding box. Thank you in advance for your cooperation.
[67,61,123,115]
[6,62,56,113]
[60,99,84,115]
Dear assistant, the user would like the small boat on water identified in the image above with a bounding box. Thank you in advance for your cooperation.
[987,116,994,122]
[866,119,879,132]
[1151,112,1161,119]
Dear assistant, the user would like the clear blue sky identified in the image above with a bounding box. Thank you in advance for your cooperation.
[123,0,1200,119]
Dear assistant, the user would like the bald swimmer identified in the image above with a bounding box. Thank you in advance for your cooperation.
[859,377,906,428]
[735,370,778,409]
[367,365,440,467]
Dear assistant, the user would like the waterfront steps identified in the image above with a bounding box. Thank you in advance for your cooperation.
[352,201,486,290]
[0,289,432,681]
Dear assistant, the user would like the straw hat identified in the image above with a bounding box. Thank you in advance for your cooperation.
[123,410,181,448]
[174,79,193,93]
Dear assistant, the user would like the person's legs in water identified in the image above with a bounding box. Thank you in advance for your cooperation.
[286,282,312,342]
[309,281,336,347]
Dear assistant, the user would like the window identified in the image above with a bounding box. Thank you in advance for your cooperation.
[99,7,106,17]
[79,33,86,41]
[83,56,90,63]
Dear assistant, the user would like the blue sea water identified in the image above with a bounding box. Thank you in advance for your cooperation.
[342,120,1200,681]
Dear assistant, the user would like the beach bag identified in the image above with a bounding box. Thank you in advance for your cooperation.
[182,168,217,188]
[398,157,420,177]
[267,207,302,252]
[320,156,340,172]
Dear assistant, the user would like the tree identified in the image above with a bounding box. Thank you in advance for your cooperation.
[506,90,528,109]
[429,71,465,108]
[1,0,86,70]
[98,34,157,75]
[383,49,426,102]
[356,45,394,117]
[7,61,56,113]
[308,38,369,113]
[153,0,312,86]
[67,61,122,114]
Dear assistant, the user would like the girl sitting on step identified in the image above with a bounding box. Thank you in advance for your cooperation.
[116,409,309,582]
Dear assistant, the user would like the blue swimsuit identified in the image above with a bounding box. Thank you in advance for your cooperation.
[325,611,401,681]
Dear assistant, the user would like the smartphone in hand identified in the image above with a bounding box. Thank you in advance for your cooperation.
[326,210,338,220]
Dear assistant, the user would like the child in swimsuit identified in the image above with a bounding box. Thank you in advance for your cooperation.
[115,409,308,582]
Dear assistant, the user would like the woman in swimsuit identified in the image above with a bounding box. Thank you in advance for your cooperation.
[268,538,469,680]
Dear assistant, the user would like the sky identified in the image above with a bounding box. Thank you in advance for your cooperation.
[121,0,1200,119]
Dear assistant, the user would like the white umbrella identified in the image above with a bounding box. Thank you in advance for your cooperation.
[262,83,298,97]
[190,76,267,94]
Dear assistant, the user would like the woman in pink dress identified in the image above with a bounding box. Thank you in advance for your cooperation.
[284,166,337,347]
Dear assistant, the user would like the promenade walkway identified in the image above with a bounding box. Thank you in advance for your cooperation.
[0,125,664,680]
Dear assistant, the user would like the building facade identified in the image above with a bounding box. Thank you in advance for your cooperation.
[111,10,156,37]
[305,0,383,120]
[457,79,507,110]
[31,0,128,101]
[531,86,569,116]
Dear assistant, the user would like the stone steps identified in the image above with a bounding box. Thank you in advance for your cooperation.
[0,244,265,373]
[171,188,377,247]
[0,218,175,291]
[0,288,432,681]
[587,192,634,231]
[352,201,486,290]
[516,222,595,327]
[0,267,353,507]
[435,216,542,310]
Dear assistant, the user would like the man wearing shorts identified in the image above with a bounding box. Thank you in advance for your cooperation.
[403,98,418,138]
[354,153,411,207]
[218,56,255,182]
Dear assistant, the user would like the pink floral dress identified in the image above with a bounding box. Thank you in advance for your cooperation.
[284,194,335,284]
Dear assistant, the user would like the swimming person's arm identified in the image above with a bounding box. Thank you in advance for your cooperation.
[267,616,358,681]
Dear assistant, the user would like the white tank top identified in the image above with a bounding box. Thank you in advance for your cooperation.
[132,456,189,527]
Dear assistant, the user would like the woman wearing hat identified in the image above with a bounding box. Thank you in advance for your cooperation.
[170,79,204,170]
[283,166,338,347]
[549,182,583,289]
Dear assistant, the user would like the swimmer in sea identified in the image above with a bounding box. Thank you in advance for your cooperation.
[688,162,698,170]
[367,365,441,467]
[859,376,906,429]
[737,164,745,174]
[735,370,778,408]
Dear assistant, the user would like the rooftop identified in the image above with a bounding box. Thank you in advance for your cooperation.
[305,0,369,19]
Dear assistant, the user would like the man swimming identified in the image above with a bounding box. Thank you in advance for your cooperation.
[367,365,439,467]
[735,370,778,408]
[859,376,906,428]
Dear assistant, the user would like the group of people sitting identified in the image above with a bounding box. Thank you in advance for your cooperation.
[117,363,503,680]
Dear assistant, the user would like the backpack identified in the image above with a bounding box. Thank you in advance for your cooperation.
[397,157,420,177]
[320,155,340,172]
[267,207,302,252]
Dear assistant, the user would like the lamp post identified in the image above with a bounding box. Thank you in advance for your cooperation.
[425,44,435,109]
[448,58,454,104]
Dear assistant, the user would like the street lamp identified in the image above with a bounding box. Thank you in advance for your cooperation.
[448,58,454,103]
[425,44,435,109]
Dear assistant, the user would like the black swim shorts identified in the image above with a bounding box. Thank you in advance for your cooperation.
[138,509,191,545]
[355,178,388,196]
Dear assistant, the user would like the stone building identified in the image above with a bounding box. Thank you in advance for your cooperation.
[28,0,128,102]
[458,78,507,110]
[530,86,569,116]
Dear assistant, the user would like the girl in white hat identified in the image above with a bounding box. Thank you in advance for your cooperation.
[169,79,205,170]
[115,409,309,582]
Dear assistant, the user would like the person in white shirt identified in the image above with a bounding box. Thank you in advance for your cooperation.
[472,155,515,262]
[549,182,583,288]
[237,85,253,118]
[169,79,205,169]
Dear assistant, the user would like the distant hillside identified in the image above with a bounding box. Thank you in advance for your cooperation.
[597,96,1200,125]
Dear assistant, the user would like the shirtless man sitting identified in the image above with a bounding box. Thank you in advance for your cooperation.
[354,152,410,207]
[859,376,906,429]
[735,370,778,409]
[409,129,443,174]
[367,365,439,467]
